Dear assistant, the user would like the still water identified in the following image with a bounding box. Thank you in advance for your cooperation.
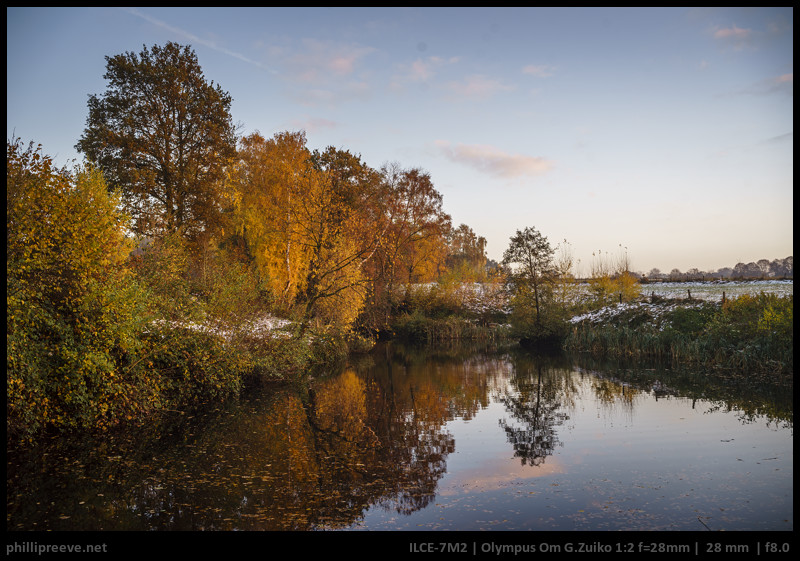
[6,342,792,532]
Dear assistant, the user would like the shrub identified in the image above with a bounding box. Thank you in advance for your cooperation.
[399,282,464,319]
[663,304,716,336]
[308,326,349,367]
[7,139,149,437]
[565,293,792,374]
[757,295,792,339]
[139,324,245,405]
[588,272,641,306]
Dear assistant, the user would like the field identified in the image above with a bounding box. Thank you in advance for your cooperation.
[569,279,792,326]
[637,279,793,301]
[397,279,793,323]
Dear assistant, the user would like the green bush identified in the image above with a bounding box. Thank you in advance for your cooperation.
[588,272,641,306]
[398,283,464,319]
[7,139,152,438]
[243,336,312,383]
[7,140,290,441]
[757,295,793,339]
[139,324,245,405]
[663,304,716,336]
[391,310,500,343]
[506,285,571,348]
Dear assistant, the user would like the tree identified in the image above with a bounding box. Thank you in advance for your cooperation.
[230,131,314,311]
[375,164,451,289]
[445,223,487,281]
[502,226,555,326]
[76,42,237,241]
[229,131,385,331]
[501,227,573,347]
[7,138,132,314]
[669,268,684,281]
[298,144,385,329]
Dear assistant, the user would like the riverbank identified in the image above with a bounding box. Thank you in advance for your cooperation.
[564,292,793,376]
[8,279,791,444]
[386,281,793,378]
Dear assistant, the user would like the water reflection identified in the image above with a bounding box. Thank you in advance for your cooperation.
[498,355,576,467]
[6,342,792,531]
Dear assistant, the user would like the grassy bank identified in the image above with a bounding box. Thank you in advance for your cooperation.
[564,293,793,375]
[391,311,512,343]
[387,281,512,343]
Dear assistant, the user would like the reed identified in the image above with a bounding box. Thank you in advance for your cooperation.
[564,293,793,374]
[392,311,510,343]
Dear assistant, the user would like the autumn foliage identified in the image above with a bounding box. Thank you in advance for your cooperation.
[9,41,792,441]
[7,43,499,440]
[8,139,143,435]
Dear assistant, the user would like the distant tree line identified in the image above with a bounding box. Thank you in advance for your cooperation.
[644,256,793,281]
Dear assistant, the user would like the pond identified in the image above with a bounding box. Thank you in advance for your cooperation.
[6,342,792,542]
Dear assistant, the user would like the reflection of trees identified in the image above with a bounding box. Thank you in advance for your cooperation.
[298,367,453,519]
[8,343,792,532]
[352,343,498,515]
[571,355,793,430]
[7,342,505,530]
[499,353,577,466]
[110,342,501,529]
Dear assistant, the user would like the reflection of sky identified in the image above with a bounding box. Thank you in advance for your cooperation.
[358,372,792,531]
[438,401,565,496]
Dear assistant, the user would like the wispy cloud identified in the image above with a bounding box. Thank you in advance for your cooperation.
[713,24,751,40]
[711,23,754,49]
[286,116,339,133]
[764,73,793,95]
[436,141,553,178]
[444,74,513,101]
[733,73,794,97]
[266,38,376,106]
[283,39,375,85]
[760,131,792,145]
[292,82,372,107]
[522,64,556,78]
[120,7,276,73]
[390,56,459,89]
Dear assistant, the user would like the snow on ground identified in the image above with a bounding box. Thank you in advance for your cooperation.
[567,300,707,326]
[153,314,294,341]
[154,280,790,338]
[640,279,792,300]
[568,280,792,327]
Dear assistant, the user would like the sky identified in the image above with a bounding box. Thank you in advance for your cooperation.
[6,7,793,275]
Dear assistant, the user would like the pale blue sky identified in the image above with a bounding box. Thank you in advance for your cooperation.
[7,7,793,274]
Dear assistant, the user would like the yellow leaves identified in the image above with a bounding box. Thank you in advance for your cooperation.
[230,132,318,307]
[589,271,641,305]
[8,140,131,312]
